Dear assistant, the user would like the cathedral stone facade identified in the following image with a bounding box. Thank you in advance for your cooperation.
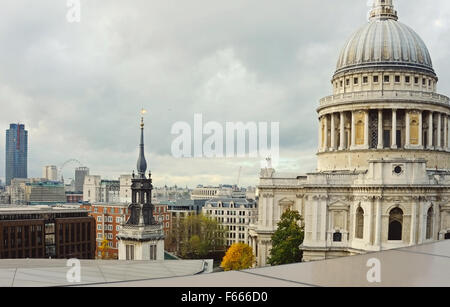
[249,0,450,266]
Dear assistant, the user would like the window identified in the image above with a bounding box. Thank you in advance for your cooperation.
[333,232,342,242]
[149,245,157,260]
[97,225,102,230]
[395,75,400,83]
[355,207,364,239]
[354,77,358,85]
[422,78,426,86]
[340,80,343,87]
[346,79,350,86]
[363,76,368,84]
[384,75,390,83]
[415,77,419,84]
[388,208,403,241]
[426,207,434,240]
[97,216,102,222]
[405,76,410,83]
[373,75,379,83]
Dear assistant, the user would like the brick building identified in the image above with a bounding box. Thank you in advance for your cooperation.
[66,192,83,203]
[80,203,171,259]
[0,206,95,259]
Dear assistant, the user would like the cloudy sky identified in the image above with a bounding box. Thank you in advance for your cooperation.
[0,0,449,188]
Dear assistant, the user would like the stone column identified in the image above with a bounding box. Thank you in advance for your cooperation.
[318,117,323,152]
[391,109,397,149]
[410,197,418,246]
[405,111,411,148]
[374,196,382,249]
[377,109,383,149]
[351,111,356,149]
[330,113,336,151]
[324,115,329,151]
[437,113,442,150]
[444,115,448,150]
[428,112,434,149]
[364,111,369,149]
[339,112,345,150]
[419,111,423,148]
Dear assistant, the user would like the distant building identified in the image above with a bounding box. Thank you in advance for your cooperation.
[119,174,132,203]
[80,202,171,259]
[203,197,257,247]
[42,166,58,181]
[83,176,119,203]
[0,205,96,259]
[5,124,28,186]
[75,167,89,193]
[66,191,83,203]
[25,181,66,205]
[8,178,30,206]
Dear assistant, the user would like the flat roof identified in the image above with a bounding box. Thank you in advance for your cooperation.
[88,240,450,287]
[0,259,208,287]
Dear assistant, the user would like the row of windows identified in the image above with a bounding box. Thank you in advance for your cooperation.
[336,75,434,88]
[333,207,436,243]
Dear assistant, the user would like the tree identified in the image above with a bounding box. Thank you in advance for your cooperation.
[267,209,304,266]
[167,214,227,259]
[221,243,255,271]
[99,237,110,259]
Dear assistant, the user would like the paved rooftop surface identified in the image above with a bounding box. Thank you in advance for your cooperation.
[0,240,449,287]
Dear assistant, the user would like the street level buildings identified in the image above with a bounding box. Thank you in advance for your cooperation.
[80,202,171,259]
[203,197,257,247]
[0,205,95,259]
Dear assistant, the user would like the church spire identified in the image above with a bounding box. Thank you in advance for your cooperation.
[369,0,398,21]
[136,109,147,178]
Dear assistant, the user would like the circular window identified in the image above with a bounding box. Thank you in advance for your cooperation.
[394,166,403,174]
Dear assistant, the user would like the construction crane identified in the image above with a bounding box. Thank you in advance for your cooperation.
[236,166,242,189]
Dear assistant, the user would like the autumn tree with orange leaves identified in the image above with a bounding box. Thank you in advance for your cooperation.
[221,243,255,271]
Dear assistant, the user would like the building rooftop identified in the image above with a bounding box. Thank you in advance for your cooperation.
[0,240,449,286]
[0,259,210,287]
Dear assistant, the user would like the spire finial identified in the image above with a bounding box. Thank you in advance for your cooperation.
[369,0,398,21]
[137,109,148,178]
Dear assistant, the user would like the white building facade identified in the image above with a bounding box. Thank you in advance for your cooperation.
[249,0,450,266]
[203,198,257,247]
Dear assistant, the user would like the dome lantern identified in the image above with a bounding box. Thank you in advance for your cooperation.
[369,0,398,21]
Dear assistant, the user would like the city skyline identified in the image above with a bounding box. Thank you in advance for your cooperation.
[1,0,450,187]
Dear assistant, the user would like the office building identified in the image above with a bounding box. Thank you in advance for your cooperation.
[5,124,28,186]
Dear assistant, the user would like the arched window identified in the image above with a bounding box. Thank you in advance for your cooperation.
[388,208,403,241]
[355,207,364,239]
[426,207,434,240]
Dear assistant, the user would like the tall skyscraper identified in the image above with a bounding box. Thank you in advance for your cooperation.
[5,124,28,186]
[75,166,89,193]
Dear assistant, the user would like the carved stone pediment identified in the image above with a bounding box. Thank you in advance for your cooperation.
[328,200,350,211]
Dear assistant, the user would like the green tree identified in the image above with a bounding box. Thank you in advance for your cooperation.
[221,243,255,271]
[267,209,304,266]
[168,214,227,259]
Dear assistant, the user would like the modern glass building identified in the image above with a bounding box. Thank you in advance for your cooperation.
[5,124,28,186]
